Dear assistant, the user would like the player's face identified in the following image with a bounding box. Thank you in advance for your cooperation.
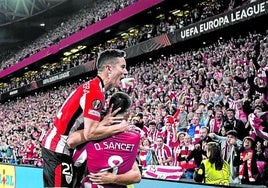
[110,57,128,88]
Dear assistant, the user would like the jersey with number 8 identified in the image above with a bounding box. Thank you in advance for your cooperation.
[73,130,140,187]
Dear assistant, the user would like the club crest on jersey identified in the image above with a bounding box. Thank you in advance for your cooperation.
[92,99,102,110]
[65,174,72,184]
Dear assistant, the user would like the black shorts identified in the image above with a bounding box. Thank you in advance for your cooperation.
[42,147,74,188]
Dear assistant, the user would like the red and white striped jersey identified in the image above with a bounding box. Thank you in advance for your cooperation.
[154,143,173,166]
[42,76,105,156]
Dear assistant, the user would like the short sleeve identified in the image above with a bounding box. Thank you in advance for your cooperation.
[82,89,105,121]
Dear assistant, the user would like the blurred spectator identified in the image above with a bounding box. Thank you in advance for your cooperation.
[153,136,173,166]
[22,139,36,165]
[234,136,260,184]
[146,121,161,143]
[186,115,204,144]
[223,108,249,140]
[209,110,224,134]
[139,138,159,168]
[209,130,242,183]
[177,104,188,132]
[176,134,197,179]
[194,142,230,185]
[161,117,177,149]
[188,126,212,167]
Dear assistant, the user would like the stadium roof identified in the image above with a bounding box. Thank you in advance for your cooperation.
[0,0,67,26]
[0,0,196,52]
[0,0,91,50]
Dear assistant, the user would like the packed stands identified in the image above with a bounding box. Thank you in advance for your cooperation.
[0,0,267,187]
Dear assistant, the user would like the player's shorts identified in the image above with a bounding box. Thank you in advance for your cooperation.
[42,147,74,188]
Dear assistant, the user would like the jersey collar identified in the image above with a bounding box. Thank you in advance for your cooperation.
[97,75,105,92]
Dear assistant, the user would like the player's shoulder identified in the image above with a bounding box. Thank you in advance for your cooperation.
[125,130,141,139]
[79,78,103,96]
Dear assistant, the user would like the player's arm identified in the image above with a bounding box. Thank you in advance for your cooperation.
[67,130,86,149]
[84,117,128,140]
[67,111,128,149]
[83,98,129,141]
[88,161,141,185]
[111,161,141,185]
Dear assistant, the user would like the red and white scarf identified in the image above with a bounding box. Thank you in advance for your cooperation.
[239,149,255,182]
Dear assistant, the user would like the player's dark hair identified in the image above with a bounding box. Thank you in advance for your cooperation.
[96,49,126,71]
[109,92,132,116]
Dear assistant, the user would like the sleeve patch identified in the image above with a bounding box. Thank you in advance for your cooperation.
[88,110,101,117]
[92,99,102,110]
[197,168,203,175]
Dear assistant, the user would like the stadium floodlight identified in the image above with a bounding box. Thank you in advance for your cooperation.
[104,29,111,33]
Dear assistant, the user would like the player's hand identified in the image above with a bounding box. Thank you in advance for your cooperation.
[119,119,129,132]
[88,171,116,185]
[102,105,124,126]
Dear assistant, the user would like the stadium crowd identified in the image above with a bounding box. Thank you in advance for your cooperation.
[0,0,255,93]
[0,28,267,185]
[0,0,139,72]
[0,0,267,186]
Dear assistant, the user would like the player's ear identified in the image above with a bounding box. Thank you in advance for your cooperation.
[106,64,112,72]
